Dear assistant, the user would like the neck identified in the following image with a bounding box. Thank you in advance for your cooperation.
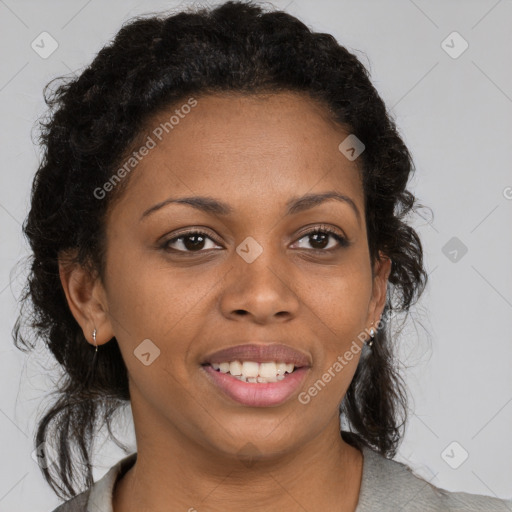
[113,393,363,512]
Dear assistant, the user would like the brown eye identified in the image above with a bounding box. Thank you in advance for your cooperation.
[293,226,349,252]
[162,230,222,253]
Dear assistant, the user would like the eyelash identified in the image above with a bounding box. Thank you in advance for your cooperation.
[161,225,350,255]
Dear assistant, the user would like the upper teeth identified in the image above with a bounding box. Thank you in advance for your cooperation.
[211,361,295,383]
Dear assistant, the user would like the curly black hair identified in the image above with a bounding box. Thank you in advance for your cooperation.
[13,0,428,500]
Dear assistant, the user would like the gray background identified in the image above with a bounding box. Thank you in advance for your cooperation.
[0,0,511,510]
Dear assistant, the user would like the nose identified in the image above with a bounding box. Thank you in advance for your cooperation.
[219,246,300,325]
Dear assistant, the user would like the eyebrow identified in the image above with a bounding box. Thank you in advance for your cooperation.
[140,191,361,225]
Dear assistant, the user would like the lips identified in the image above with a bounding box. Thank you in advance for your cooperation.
[201,343,312,368]
[202,365,310,407]
[200,343,312,406]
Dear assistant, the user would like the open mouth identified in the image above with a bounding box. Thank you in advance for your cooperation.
[204,360,298,384]
[200,343,311,405]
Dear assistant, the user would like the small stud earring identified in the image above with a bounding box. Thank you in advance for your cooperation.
[367,322,375,348]
[92,328,98,352]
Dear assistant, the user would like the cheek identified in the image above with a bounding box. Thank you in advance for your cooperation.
[105,245,207,336]
[104,248,219,387]
[295,263,371,404]
[299,262,372,339]
[105,263,201,417]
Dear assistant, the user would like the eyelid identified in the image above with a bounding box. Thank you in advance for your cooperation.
[165,227,221,244]
[292,224,350,252]
[160,227,223,253]
[295,223,346,239]
[161,224,349,253]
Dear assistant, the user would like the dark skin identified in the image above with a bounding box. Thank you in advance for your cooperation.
[59,92,391,511]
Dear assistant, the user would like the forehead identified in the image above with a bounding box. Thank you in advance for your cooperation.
[110,92,364,218]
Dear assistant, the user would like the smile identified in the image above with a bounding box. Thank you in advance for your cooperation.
[202,363,309,407]
[211,360,296,383]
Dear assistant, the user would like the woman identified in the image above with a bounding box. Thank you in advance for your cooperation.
[14,1,511,510]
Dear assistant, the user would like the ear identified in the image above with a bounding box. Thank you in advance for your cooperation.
[58,251,114,347]
[366,251,392,331]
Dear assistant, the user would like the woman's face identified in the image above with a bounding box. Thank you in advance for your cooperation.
[96,92,390,459]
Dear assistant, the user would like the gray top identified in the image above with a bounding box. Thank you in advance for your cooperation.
[51,445,512,511]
